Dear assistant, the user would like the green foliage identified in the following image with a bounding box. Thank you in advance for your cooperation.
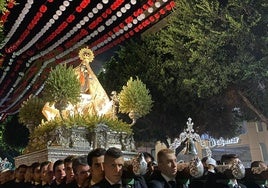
[3,116,29,148]
[0,0,7,11]
[18,96,46,127]
[35,114,132,134]
[119,77,153,117]
[0,123,7,150]
[42,64,81,111]
[0,115,29,164]
[100,0,268,139]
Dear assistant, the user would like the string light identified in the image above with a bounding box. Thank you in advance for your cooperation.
[0,0,175,115]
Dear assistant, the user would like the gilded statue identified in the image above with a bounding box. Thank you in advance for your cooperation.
[42,47,113,121]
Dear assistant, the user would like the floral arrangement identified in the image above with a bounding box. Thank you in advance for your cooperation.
[18,95,46,129]
[42,63,81,117]
[119,77,153,125]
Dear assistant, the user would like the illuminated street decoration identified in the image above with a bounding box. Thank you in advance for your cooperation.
[0,0,175,120]
[170,117,241,160]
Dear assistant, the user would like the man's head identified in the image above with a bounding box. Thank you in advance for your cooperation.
[15,164,28,182]
[53,160,66,183]
[40,161,50,184]
[157,148,177,178]
[205,157,217,171]
[220,154,239,165]
[44,161,54,185]
[64,155,76,183]
[220,154,245,179]
[24,166,33,183]
[87,148,106,183]
[251,160,267,169]
[0,169,13,184]
[104,147,124,184]
[143,152,156,173]
[72,156,90,186]
[31,162,41,183]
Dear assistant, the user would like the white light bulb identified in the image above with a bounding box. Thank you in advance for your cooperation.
[56,10,62,16]
[93,8,98,14]
[125,3,131,10]
[148,7,154,13]
[63,1,70,6]
[116,11,122,17]
[130,0,136,5]
[88,12,94,18]
[121,7,126,13]
[155,2,161,8]
[97,3,103,10]
[60,5,66,11]
[53,15,59,20]
[102,0,108,4]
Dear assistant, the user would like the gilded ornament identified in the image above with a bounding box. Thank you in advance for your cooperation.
[78,47,94,63]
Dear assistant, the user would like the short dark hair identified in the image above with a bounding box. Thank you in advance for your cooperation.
[31,162,41,173]
[105,147,123,159]
[87,148,106,166]
[251,160,265,168]
[142,152,155,161]
[17,164,28,170]
[53,160,64,172]
[40,161,50,170]
[201,156,208,164]
[72,156,88,174]
[64,155,76,164]
[220,154,239,164]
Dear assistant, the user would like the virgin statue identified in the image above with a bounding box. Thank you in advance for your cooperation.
[74,47,113,116]
[42,47,113,121]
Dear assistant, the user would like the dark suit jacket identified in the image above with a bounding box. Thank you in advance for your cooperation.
[50,180,66,188]
[217,182,247,188]
[241,168,268,188]
[2,180,30,188]
[91,176,148,188]
[201,169,247,188]
[147,171,184,188]
[65,180,81,188]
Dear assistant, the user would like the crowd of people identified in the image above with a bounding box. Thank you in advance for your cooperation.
[0,147,267,188]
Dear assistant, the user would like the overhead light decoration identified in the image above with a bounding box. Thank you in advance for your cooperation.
[0,0,32,49]
[0,0,175,118]
[94,0,175,55]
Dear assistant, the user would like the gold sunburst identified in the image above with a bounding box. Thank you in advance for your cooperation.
[78,47,94,63]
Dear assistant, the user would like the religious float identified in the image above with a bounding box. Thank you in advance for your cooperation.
[15,47,153,166]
